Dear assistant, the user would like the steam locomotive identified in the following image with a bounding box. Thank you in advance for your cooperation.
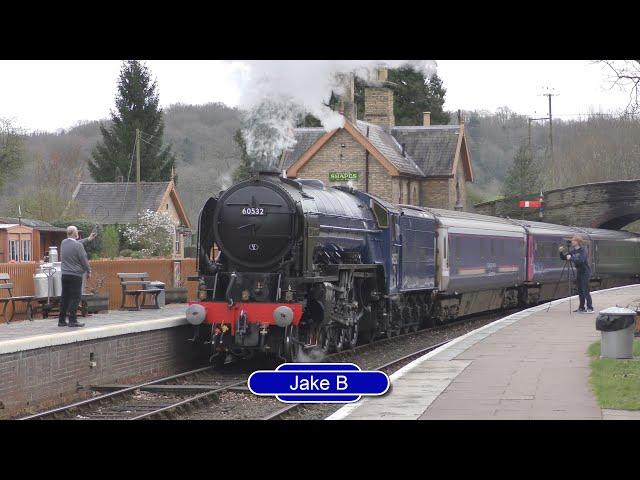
[185,172,640,363]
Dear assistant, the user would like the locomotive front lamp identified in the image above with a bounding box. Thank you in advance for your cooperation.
[273,305,294,327]
[242,289,251,301]
[186,303,206,325]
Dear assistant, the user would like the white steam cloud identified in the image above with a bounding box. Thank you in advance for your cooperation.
[232,60,437,171]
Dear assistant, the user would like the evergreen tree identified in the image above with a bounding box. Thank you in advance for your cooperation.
[89,60,175,182]
[354,66,450,125]
[502,143,542,199]
[232,130,252,183]
[0,119,24,191]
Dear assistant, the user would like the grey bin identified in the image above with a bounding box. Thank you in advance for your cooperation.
[596,307,636,359]
[148,281,166,308]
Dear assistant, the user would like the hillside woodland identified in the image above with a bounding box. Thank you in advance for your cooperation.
[2,104,640,231]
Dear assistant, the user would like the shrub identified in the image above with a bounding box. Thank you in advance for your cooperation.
[99,225,121,259]
[53,219,101,256]
[119,249,133,258]
[130,251,144,259]
[121,209,175,257]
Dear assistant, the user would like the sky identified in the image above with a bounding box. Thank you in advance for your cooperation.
[0,60,632,133]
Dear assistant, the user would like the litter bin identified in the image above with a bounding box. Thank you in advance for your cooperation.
[595,307,636,359]
[148,281,166,308]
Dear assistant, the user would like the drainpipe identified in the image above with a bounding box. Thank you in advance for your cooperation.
[365,126,370,192]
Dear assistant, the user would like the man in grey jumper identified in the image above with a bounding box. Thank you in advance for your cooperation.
[58,226,96,327]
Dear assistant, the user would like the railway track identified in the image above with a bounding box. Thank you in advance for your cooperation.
[261,339,449,420]
[20,309,509,421]
[19,366,248,420]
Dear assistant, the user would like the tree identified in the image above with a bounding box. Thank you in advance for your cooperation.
[602,60,640,114]
[0,119,25,191]
[502,143,542,199]
[89,60,175,182]
[232,130,252,183]
[6,150,83,223]
[354,66,450,125]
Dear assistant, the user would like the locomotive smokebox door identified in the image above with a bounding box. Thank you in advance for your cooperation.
[214,180,298,270]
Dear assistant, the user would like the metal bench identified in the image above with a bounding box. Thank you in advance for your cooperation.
[0,273,35,323]
[118,273,162,310]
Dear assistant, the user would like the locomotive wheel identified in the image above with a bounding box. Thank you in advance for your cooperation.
[318,325,332,354]
[334,328,345,353]
[348,323,359,349]
[285,325,301,362]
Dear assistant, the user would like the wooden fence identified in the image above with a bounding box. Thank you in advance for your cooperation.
[0,258,197,313]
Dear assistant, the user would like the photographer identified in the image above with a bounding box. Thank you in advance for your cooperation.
[559,235,593,313]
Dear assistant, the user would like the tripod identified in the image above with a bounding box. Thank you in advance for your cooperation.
[546,256,576,314]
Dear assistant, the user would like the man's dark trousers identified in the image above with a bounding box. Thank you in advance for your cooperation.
[576,271,593,310]
[59,274,83,324]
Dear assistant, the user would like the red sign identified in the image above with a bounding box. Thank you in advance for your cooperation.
[519,200,541,208]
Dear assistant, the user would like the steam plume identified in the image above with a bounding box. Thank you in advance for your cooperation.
[233,60,437,171]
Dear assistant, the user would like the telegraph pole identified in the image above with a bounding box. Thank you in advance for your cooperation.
[136,128,141,221]
[528,116,549,157]
[541,91,558,165]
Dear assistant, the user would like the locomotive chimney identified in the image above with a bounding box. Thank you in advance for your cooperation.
[423,112,431,127]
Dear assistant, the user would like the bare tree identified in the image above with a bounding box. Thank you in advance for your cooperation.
[602,60,640,114]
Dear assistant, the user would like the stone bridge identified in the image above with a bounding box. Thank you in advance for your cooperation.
[474,179,640,230]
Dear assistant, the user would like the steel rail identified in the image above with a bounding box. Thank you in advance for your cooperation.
[261,339,450,420]
[19,366,213,420]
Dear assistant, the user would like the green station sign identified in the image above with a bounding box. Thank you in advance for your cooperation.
[329,171,359,182]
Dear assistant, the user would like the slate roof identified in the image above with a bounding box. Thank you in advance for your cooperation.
[0,217,67,232]
[280,121,464,179]
[355,121,424,176]
[391,125,461,177]
[280,128,325,170]
[72,182,171,225]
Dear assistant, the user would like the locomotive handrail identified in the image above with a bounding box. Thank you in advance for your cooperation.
[319,224,382,234]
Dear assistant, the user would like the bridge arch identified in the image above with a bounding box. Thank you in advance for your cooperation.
[474,179,640,230]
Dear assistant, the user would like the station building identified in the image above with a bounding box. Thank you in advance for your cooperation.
[72,180,192,258]
[280,67,474,211]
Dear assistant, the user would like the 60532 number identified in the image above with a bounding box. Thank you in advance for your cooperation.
[242,207,265,216]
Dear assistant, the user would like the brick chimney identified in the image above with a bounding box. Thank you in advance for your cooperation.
[364,66,394,129]
[457,109,465,125]
[423,112,431,127]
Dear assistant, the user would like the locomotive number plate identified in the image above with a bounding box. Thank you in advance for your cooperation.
[242,207,265,216]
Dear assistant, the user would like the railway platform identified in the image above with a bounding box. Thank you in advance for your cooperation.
[0,304,199,419]
[328,284,640,420]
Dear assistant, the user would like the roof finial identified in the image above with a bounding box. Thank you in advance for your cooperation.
[170,166,175,182]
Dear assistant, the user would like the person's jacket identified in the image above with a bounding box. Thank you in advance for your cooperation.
[560,246,591,276]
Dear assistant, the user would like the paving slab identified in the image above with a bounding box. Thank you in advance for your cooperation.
[328,285,640,420]
[0,304,188,354]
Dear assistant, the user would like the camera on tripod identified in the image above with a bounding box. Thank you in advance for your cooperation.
[558,239,572,255]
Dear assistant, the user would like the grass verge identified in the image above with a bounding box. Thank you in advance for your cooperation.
[588,339,640,410]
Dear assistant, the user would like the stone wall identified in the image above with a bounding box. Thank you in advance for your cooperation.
[296,129,398,204]
[473,180,640,229]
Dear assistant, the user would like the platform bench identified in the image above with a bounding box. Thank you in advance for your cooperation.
[0,273,36,323]
[118,273,162,311]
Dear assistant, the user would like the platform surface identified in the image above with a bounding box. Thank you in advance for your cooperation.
[0,304,188,355]
[328,284,640,420]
